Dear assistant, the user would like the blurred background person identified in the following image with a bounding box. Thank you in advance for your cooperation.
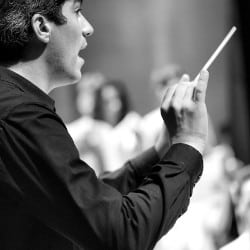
[220,166,250,250]
[68,76,142,175]
[67,72,109,175]
[94,78,142,159]
[94,79,132,127]
[90,78,142,172]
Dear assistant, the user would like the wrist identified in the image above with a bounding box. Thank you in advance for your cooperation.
[172,135,206,155]
[154,139,171,159]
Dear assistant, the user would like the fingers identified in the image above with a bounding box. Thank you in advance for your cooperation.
[170,74,194,114]
[161,74,190,111]
[172,85,189,114]
[161,84,178,111]
[161,71,207,114]
[194,70,209,103]
[183,84,196,111]
[161,73,193,137]
[160,71,208,154]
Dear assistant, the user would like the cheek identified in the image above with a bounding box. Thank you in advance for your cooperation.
[46,43,63,72]
[47,34,68,62]
[47,22,83,82]
[52,33,79,61]
[51,27,80,58]
[46,43,82,84]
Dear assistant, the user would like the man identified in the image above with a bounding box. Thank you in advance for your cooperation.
[0,0,209,250]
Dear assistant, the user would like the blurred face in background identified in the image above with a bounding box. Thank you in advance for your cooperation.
[93,80,130,126]
[99,85,122,126]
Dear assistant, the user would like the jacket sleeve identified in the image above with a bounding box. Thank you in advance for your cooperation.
[100,147,160,194]
[0,102,203,250]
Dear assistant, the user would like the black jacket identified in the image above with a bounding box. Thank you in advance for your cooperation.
[0,67,203,250]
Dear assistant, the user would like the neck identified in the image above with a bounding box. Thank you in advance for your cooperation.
[9,60,53,94]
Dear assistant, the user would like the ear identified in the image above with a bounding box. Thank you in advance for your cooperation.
[31,14,52,43]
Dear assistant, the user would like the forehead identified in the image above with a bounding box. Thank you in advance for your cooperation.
[61,0,83,13]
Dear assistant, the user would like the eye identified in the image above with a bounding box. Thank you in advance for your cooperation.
[75,8,83,15]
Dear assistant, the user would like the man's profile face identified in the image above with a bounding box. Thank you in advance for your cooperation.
[46,0,93,87]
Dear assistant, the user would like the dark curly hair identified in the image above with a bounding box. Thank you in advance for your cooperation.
[0,0,67,65]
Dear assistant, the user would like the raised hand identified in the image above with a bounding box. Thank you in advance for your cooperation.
[160,70,209,155]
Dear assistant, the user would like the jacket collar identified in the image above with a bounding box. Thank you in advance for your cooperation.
[0,66,55,110]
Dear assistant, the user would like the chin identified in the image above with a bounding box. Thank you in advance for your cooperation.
[75,69,84,81]
[59,58,84,85]
[67,71,82,85]
[68,63,84,83]
[74,73,82,83]
[74,57,84,77]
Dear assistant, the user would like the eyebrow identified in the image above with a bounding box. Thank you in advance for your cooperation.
[74,0,83,4]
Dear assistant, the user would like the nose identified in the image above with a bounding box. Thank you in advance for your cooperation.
[82,17,94,37]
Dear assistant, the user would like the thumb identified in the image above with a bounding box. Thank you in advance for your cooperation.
[194,70,209,102]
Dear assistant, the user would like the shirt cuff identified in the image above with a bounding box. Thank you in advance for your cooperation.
[162,143,203,185]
